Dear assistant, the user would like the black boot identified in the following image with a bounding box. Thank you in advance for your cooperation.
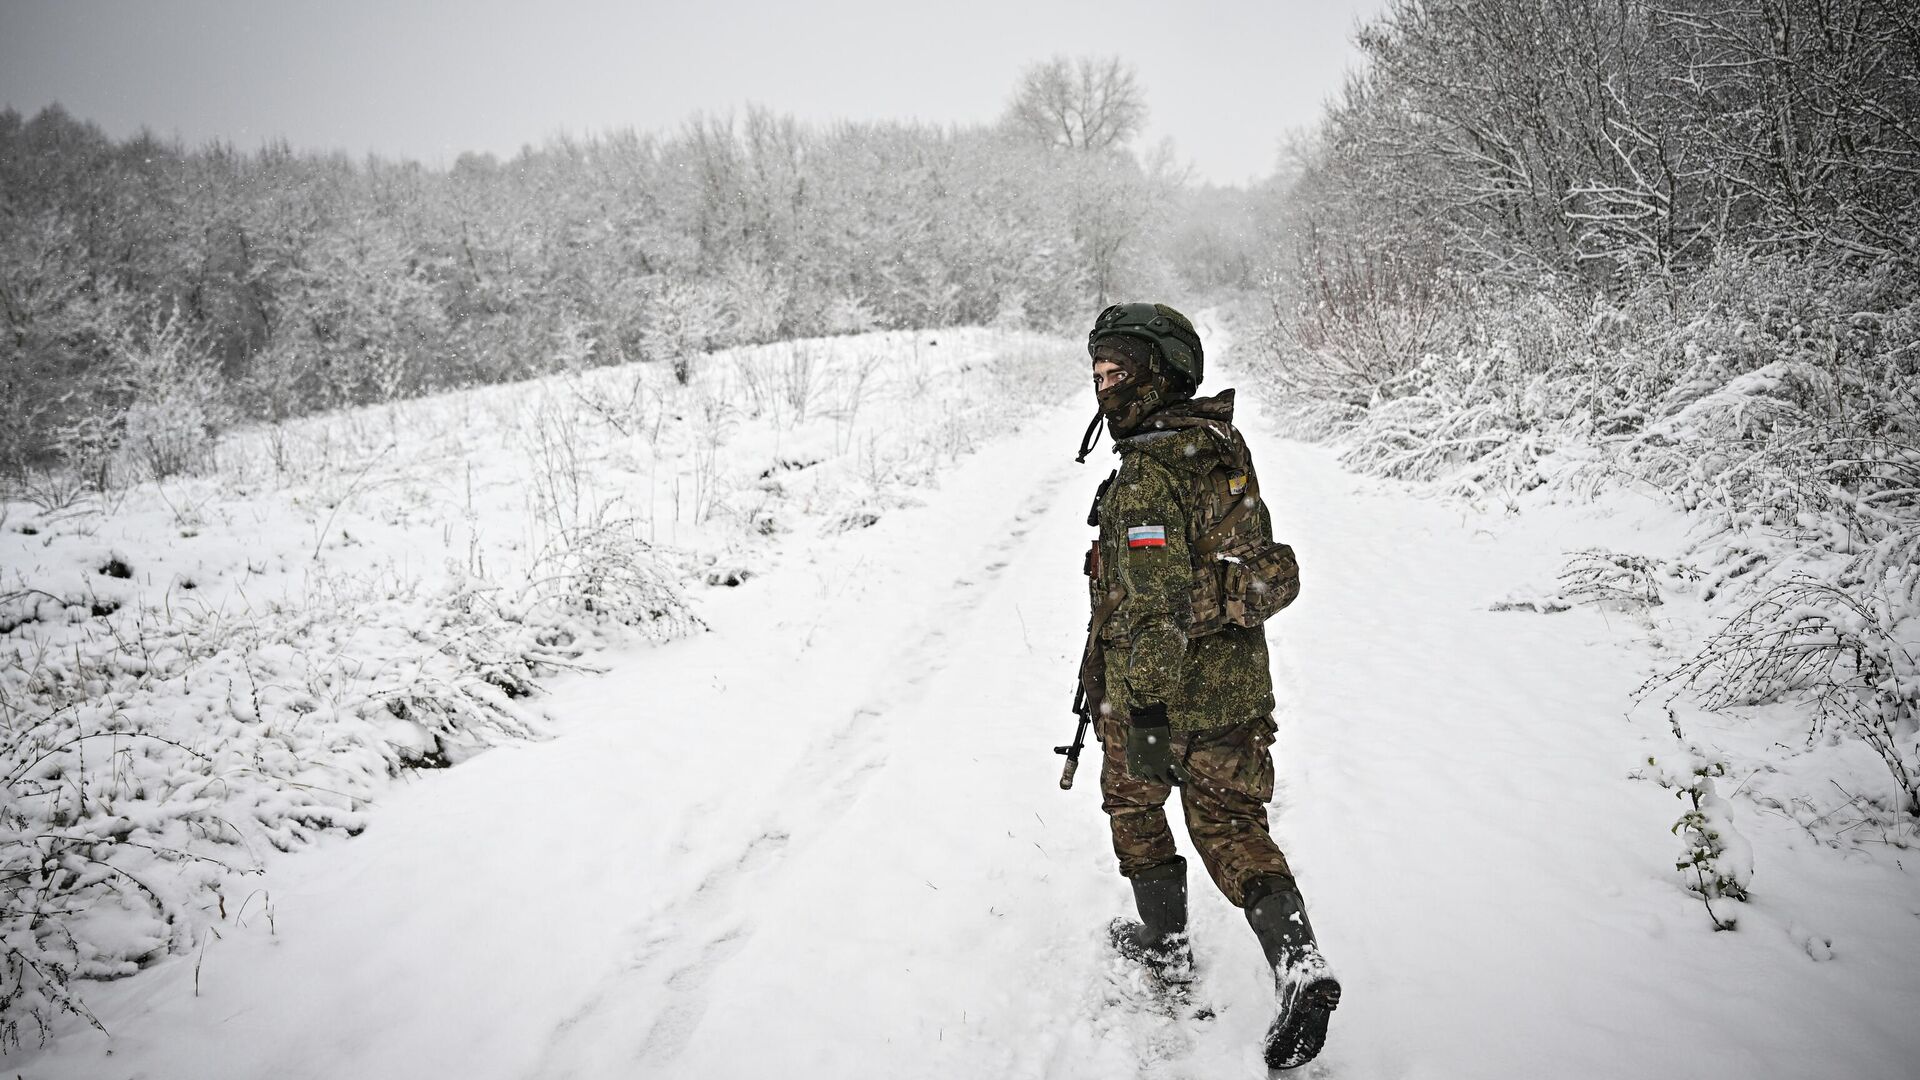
[1244,875,1340,1071]
[1108,858,1193,985]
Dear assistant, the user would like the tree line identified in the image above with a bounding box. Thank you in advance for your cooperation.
[1273,0,1916,324]
[1,57,1250,479]
[1261,0,1917,444]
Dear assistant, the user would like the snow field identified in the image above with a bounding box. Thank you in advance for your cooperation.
[0,326,1082,1049]
[1270,442,1919,1080]
[4,315,1917,1079]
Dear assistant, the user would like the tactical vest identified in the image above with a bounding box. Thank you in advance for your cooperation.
[1161,415,1300,634]
[1086,414,1300,638]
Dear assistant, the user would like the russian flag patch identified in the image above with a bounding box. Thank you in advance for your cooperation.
[1127,525,1168,549]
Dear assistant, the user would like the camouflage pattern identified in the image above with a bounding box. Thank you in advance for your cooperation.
[1087,391,1277,733]
[1083,387,1293,906]
[1097,706,1294,907]
[1091,333,1180,441]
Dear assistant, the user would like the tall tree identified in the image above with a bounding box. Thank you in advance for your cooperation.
[1004,56,1148,152]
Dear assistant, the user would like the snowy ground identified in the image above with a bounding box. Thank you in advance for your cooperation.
[5,319,1918,1079]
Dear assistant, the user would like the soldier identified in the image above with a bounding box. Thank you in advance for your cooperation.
[1075,303,1339,1070]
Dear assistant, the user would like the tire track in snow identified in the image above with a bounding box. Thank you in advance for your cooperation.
[532,454,1077,1076]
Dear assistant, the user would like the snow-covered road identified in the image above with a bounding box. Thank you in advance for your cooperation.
[11,326,1919,1080]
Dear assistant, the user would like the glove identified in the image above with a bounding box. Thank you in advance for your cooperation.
[1125,702,1187,785]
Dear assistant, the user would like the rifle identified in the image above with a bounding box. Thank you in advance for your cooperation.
[1060,483,1120,792]
[1060,581,1122,792]
[1056,682,1093,790]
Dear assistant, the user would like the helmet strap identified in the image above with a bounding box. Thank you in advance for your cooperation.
[1074,404,1105,463]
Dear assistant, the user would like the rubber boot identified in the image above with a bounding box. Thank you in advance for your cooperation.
[1244,875,1340,1071]
[1107,858,1193,985]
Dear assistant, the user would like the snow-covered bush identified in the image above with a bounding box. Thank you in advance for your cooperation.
[524,519,701,638]
[117,395,219,484]
[641,277,732,386]
[1557,549,1679,610]
[717,258,791,347]
[1636,739,1753,931]
[731,342,826,427]
[43,311,232,490]
[1256,253,1454,435]
[0,570,587,1050]
[1599,261,1920,819]
[1257,280,1645,502]
[1650,579,1919,817]
[48,415,119,494]
[822,295,882,336]
[1256,248,1920,879]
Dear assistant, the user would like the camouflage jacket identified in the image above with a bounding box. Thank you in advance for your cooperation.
[1086,390,1277,733]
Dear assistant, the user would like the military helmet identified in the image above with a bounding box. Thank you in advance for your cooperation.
[1088,303,1204,390]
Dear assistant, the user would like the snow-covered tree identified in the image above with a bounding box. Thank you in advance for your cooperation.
[1003,55,1148,152]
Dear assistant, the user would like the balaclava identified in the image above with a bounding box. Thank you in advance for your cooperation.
[1077,335,1193,461]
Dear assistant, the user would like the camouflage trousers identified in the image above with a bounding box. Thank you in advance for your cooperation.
[1097,709,1293,909]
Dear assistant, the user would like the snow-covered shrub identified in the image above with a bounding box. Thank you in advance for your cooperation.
[1608,255,1919,513]
[235,338,320,424]
[1600,259,1920,818]
[1558,549,1680,610]
[1,466,90,515]
[641,277,731,385]
[1335,355,1546,496]
[733,343,822,426]
[47,416,118,494]
[523,519,701,639]
[1257,246,1920,866]
[989,292,1030,332]
[1259,278,1633,502]
[563,366,652,439]
[717,258,790,347]
[0,201,141,479]
[1650,579,1919,817]
[275,222,450,409]
[1256,253,1456,436]
[776,344,820,423]
[549,315,599,374]
[48,311,231,489]
[117,395,219,483]
[822,295,882,336]
[0,569,595,1050]
[1637,741,1753,931]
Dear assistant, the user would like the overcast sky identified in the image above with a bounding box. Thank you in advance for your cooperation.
[0,0,1384,186]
